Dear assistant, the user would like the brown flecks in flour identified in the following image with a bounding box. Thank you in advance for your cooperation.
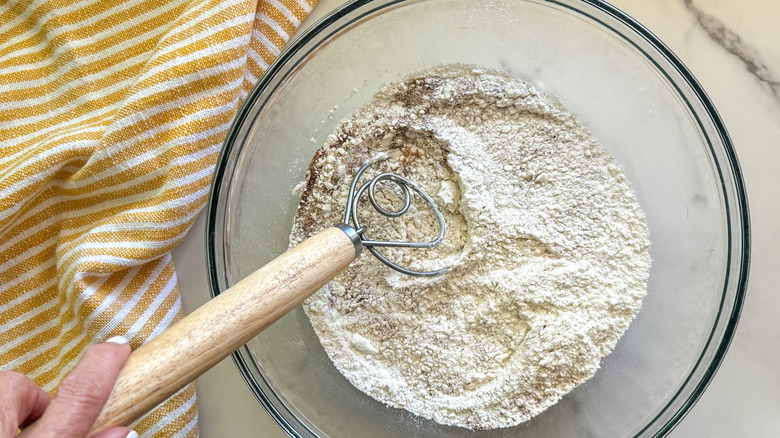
[290,65,651,430]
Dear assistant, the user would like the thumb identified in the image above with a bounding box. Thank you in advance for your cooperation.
[30,336,132,438]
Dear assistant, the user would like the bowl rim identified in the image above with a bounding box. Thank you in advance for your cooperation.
[205,0,750,436]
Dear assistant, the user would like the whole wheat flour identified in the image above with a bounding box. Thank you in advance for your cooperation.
[290,65,651,430]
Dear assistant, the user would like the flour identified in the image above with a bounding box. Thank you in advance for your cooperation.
[290,65,651,430]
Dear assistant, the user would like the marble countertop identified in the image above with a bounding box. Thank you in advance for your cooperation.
[172,0,780,436]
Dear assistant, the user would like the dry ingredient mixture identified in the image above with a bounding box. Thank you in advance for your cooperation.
[290,65,651,430]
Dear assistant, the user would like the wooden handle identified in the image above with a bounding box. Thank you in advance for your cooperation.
[43,226,356,436]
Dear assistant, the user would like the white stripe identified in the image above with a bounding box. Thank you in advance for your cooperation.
[0,132,221,255]
[156,0,246,47]
[0,28,248,152]
[31,259,166,381]
[89,259,167,339]
[39,265,177,385]
[0,145,222,271]
[0,118,107,170]
[142,288,181,341]
[2,73,140,137]
[293,0,314,14]
[2,50,154,111]
[0,0,176,68]
[140,387,197,436]
[0,19,160,84]
[257,9,290,41]
[0,146,94,212]
[0,317,60,373]
[105,47,248,127]
[1,198,203,285]
[0,294,58,334]
[58,233,193,278]
[58,183,211,290]
[266,0,301,27]
[0,78,231,304]
[0,11,250,150]
[0,133,225,266]
[246,46,270,71]
[124,273,178,340]
[251,25,281,58]
[0,274,110,372]
[170,403,199,438]
[0,102,117,160]
[57,180,210,291]
[256,10,290,41]
[0,0,96,42]
[110,10,253,87]
[0,260,58,310]
[64,256,158,290]
[1,109,225,222]
[123,13,254,95]
[0,0,238,82]
[0,0,181,76]
[0,74,239,222]
[1,262,60,303]
[0,278,56,314]
[0,145,215,326]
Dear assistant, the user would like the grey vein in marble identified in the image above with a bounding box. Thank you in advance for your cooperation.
[684,0,780,101]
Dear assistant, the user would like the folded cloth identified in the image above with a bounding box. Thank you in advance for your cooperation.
[0,0,315,435]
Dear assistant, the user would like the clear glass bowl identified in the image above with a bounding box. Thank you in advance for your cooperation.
[205,0,750,436]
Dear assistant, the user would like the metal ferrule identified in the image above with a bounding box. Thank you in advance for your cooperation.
[335,223,363,258]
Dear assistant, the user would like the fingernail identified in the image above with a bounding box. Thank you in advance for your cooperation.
[126,431,139,438]
[105,336,129,345]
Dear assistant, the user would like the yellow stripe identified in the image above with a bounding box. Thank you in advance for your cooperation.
[1,128,97,168]
[1,0,315,435]
[54,194,211,286]
[69,87,241,183]
[0,147,92,217]
[0,0,174,64]
[54,196,211,287]
[0,28,247,152]
[260,2,297,36]
[254,19,286,50]
[134,384,197,436]
[0,115,111,175]
[248,37,277,66]
[1,21,161,99]
[2,145,220,267]
[32,262,169,383]
[0,265,57,308]
[0,5,186,118]
[0,244,58,291]
[0,0,92,46]
[138,0,248,57]
[6,325,60,378]
[279,0,309,22]
[0,0,183,80]
[0,85,127,150]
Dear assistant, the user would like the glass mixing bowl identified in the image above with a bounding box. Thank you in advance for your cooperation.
[205,0,750,436]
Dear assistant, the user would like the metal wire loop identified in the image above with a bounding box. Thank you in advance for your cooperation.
[342,157,447,277]
[368,174,411,218]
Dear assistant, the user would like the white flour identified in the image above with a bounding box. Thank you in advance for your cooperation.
[290,65,651,430]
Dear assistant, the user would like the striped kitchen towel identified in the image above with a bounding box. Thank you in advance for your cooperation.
[0,0,316,436]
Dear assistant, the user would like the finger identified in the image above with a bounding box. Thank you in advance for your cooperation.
[32,336,131,438]
[92,426,137,438]
[0,371,50,435]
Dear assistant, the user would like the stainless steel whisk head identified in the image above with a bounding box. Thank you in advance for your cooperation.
[342,157,447,277]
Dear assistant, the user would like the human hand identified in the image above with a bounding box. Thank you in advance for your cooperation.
[0,336,137,438]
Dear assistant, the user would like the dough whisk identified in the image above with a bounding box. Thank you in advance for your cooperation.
[25,158,448,437]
